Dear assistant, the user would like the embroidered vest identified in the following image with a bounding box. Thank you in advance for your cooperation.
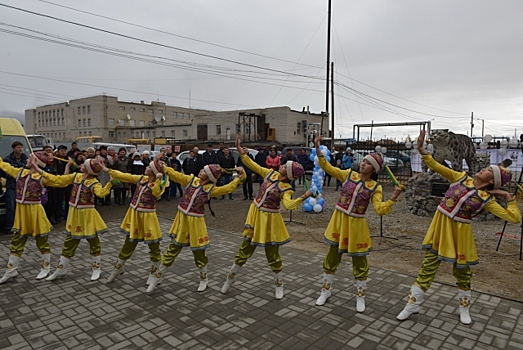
[178,177,214,217]
[437,176,491,223]
[69,173,97,208]
[15,170,44,204]
[130,176,158,212]
[254,171,293,212]
[335,169,378,217]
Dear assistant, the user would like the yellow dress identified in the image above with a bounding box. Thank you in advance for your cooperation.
[0,160,53,237]
[41,172,113,239]
[164,167,244,250]
[239,153,304,246]
[108,170,166,244]
[317,156,395,256]
[421,154,521,267]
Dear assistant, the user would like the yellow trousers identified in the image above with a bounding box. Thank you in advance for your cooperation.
[162,243,208,268]
[416,251,472,291]
[61,235,101,258]
[10,231,51,256]
[234,238,283,272]
[322,245,368,280]
[118,235,161,262]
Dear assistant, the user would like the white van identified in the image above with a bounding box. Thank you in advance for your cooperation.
[27,135,54,151]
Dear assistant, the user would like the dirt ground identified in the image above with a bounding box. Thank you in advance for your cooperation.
[80,182,523,301]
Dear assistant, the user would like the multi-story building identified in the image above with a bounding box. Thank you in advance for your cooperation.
[24,95,326,147]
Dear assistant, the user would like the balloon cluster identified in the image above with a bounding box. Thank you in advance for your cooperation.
[303,146,330,213]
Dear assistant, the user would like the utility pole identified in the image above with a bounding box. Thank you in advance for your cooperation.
[482,119,484,137]
[470,112,474,137]
[331,61,334,140]
[321,0,332,135]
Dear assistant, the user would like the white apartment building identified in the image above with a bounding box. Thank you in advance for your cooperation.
[24,95,326,146]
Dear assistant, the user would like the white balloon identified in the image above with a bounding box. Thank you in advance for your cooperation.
[427,144,434,153]
[479,142,488,150]
[509,137,518,148]
[308,198,317,206]
[381,147,387,154]
[314,156,319,163]
[498,148,507,156]
[500,139,508,148]
[375,145,382,153]
[405,142,412,149]
[316,193,322,199]
[483,134,492,143]
[313,204,322,213]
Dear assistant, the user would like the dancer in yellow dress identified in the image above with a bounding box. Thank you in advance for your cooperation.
[0,151,57,283]
[146,162,246,293]
[32,158,114,281]
[397,130,521,325]
[102,159,169,285]
[220,134,313,300]
[313,135,403,312]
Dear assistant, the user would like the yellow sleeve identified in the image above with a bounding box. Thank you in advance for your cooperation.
[484,198,521,224]
[0,160,22,179]
[210,177,242,197]
[281,190,304,211]
[164,167,193,187]
[371,185,396,216]
[318,155,350,182]
[240,153,271,178]
[93,181,113,198]
[422,153,466,183]
[151,177,168,197]
[42,173,76,188]
[107,169,142,184]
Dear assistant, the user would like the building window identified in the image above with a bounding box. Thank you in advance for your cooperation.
[139,120,145,127]
[130,120,135,126]
[146,131,150,137]
[87,106,90,114]
[130,131,134,137]
[152,131,156,138]
[109,131,114,138]
[78,119,81,127]
[173,112,177,118]
[297,122,301,134]
[78,107,81,115]
[61,117,65,126]
[119,106,125,111]
[161,130,165,137]
[82,106,86,114]
[108,118,115,126]
[89,131,92,136]
[216,125,221,135]
[83,119,86,127]
[171,130,175,137]
[61,108,64,116]
[118,119,124,126]
[138,108,145,112]
[158,109,163,113]
[185,113,190,119]
[129,107,135,111]
[183,129,188,137]
[147,109,153,116]
[118,132,121,138]
[53,110,56,118]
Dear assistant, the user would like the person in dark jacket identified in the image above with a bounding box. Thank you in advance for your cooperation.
[202,144,219,165]
[182,150,200,176]
[45,145,68,224]
[254,148,267,185]
[236,147,254,200]
[297,148,309,185]
[168,152,184,198]
[112,147,129,205]
[219,147,236,199]
[1,142,28,234]
[129,152,146,196]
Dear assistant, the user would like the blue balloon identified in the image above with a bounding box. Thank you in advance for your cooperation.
[311,148,317,155]
[326,156,331,162]
[317,198,325,206]
[303,203,313,212]
[309,154,315,161]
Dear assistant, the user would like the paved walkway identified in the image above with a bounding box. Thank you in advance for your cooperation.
[0,218,522,350]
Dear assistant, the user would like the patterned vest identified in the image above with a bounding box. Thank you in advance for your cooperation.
[437,176,491,223]
[178,177,214,217]
[254,171,293,212]
[69,173,98,208]
[335,169,378,217]
[130,176,158,212]
[15,169,44,204]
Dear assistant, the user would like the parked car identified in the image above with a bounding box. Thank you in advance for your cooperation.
[176,148,257,165]
[281,147,314,172]
[384,150,411,169]
[351,151,404,172]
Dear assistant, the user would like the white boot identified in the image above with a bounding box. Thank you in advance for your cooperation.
[274,272,284,300]
[356,280,367,313]
[0,255,20,284]
[197,265,208,292]
[106,259,126,283]
[90,256,101,281]
[36,253,51,280]
[146,264,167,293]
[458,289,472,325]
[397,284,425,321]
[221,263,241,294]
[46,256,70,281]
[316,273,334,306]
[146,262,160,286]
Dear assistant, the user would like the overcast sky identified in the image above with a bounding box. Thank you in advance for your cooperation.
[1,0,522,142]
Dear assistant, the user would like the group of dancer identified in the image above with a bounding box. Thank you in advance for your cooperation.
[0,130,520,325]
